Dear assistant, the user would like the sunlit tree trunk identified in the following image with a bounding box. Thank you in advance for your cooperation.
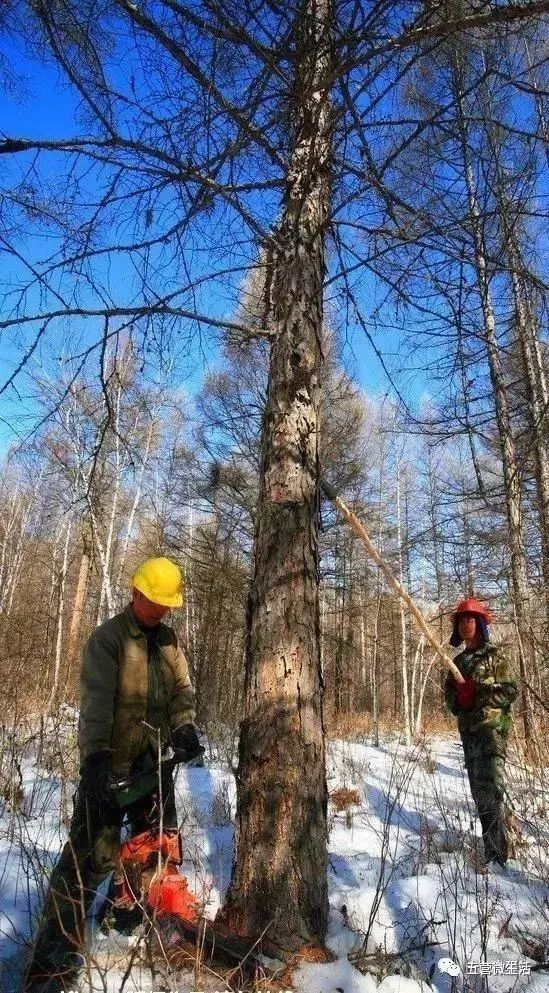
[504,228,549,618]
[65,523,92,695]
[370,450,386,748]
[44,517,72,716]
[396,462,411,744]
[223,0,332,949]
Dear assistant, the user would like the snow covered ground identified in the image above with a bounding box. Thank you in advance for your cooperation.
[1,727,547,993]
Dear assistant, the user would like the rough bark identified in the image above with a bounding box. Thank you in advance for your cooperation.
[222,0,332,950]
[505,232,549,612]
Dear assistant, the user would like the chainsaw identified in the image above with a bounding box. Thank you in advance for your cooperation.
[105,750,273,977]
[109,748,205,809]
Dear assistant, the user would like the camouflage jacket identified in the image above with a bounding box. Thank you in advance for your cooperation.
[78,604,196,773]
[444,641,517,734]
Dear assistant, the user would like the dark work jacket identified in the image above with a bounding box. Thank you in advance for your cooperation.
[78,604,195,773]
[444,641,517,735]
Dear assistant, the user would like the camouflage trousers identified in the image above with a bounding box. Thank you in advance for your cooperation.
[25,756,178,988]
[460,726,509,865]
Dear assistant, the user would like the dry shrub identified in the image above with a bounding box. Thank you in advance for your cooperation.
[324,709,371,740]
[329,786,361,811]
[325,708,457,741]
[414,815,442,868]
[210,781,232,826]
[325,709,413,739]
[420,712,456,736]
[511,716,549,770]
[414,735,437,774]
[505,811,528,855]
[0,762,24,815]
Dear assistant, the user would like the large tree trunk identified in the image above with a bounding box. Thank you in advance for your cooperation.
[222,0,332,950]
[505,232,549,613]
[504,236,546,745]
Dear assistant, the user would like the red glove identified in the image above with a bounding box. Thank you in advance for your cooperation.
[454,675,477,710]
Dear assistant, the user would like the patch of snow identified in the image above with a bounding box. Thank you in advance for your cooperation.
[1,729,547,993]
[376,977,431,993]
[293,958,377,993]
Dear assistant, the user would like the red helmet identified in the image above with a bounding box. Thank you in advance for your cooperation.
[452,597,493,624]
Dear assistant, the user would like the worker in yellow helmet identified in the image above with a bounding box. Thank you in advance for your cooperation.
[25,557,200,993]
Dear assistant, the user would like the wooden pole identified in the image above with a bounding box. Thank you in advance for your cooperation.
[321,479,465,684]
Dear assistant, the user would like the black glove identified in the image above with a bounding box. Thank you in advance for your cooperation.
[171,724,202,759]
[80,751,116,813]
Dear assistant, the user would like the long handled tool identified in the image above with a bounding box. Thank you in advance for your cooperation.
[321,478,465,685]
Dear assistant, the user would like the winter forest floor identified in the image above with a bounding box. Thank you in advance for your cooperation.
[1,723,548,993]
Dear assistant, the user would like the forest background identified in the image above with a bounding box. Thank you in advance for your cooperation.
[0,0,547,782]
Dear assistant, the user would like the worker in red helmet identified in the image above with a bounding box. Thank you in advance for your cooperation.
[445,598,517,867]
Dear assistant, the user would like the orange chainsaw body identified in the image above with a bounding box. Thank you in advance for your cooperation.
[116,829,199,923]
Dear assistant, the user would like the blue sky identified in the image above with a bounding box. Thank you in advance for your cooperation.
[0,31,428,457]
[1,42,213,447]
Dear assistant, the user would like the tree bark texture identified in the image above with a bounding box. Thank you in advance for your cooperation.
[506,233,549,612]
[222,0,332,950]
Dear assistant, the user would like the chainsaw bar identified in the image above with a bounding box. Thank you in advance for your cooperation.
[156,913,274,976]
[109,750,205,808]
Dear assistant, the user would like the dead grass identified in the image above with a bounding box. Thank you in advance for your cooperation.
[511,718,549,770]
[324,708,456,741]
[419,713,458,736]
[414,735,437,774]
[329,786,361,812]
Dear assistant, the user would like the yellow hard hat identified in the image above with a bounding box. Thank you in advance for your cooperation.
[131,557,184,608]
